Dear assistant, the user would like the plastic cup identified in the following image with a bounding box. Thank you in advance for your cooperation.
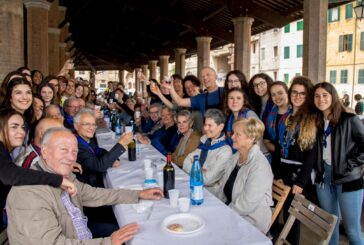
[178,197,190,213]
[144,159,152,169]
[145,167,153,180]
[125,126,132,133]
[168,189,179,208]
[135,111,141,119]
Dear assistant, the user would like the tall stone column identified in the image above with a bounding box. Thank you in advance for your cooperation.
[149,60,158,80]
[48,0,60,75]
[0,0,24,82]
[159,55,169,82]
[196,37,212,78]
[232,17,254,78]
[141,64,148,96]
[24,0,51,75]
[118,69,125,87]
[135,68,142,95]
[174,48,187,77]
[59,21,68,70]
[303,0,328,84]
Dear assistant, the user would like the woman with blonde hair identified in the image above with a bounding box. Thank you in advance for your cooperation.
[217,118,273,234]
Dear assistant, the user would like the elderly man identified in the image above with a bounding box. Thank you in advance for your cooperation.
[6,128,162,244]
[138,102,163,135]
[164,67,224,116]
[63,96,80,131]
[45,104,64,123]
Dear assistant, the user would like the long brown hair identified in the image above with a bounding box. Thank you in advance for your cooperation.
[223,88,251,115]
[0,108,24,150]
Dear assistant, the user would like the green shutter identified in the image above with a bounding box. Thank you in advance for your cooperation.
[284,74,289,83]
[328,8,333,22]
[284,46,290,59]
[346,4,353,19]
[295,73,301,77]
[359,70,364,84]
[361,32,364,50]
[347,34,353,51]
[297,45,303,58]
[284,24,290,33]
[340,70,348,84]
[330,70,337,84]
[339,35,344,52]
[297,21,303,31]
[338,6,341,21]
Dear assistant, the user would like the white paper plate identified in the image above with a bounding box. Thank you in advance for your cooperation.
[162,213,205,235]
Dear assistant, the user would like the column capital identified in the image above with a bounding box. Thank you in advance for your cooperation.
[232,16,254,26]
[149,60,158,64]
[174,48,187,54]
[195,36,212,43]
[24,0,51,10]
[141,64,148,69]
[159,55,170,60]
[48,27,61,34]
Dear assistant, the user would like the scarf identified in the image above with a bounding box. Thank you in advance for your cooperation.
[198,135,226,167]
[281,115,299,158]
[262,100,274,124]
[76,135,101,156]
[226,109,250,153]
[64,112,74,128]
[323,122,333,148]
[266,105,292,142]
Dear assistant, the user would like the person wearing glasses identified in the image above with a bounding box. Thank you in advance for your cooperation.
[248,73,274,124]
[63,97,80,132]
[224,70,249,93]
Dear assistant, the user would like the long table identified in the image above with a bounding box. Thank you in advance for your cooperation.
[97,132,272,245]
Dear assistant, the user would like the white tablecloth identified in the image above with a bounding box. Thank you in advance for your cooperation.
[98,134,272,245]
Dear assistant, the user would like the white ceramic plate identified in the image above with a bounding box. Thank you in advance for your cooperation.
[162,213,205,235]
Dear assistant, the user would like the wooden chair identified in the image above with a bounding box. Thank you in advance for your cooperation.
[275,194,337,245]
[271,179,291,228]
[0,228,8,245]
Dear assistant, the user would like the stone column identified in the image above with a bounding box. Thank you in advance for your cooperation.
[59,21,68,70]
[149,60,158,80]
[196,37,212,78]
[159,55,169,82]
[135,68,141,95]
[232,17,254,78]
[48,0,60,75]
[174,48,187,77]
[303,0,328,84]
[24,0,51,75]
[118,69,125,87]
[0,0,24,82]
[141,64,148,96]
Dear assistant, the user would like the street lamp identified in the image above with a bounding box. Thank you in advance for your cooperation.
[354,1,364,19]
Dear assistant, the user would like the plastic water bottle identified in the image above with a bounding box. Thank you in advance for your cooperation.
[190,155,204,205]
[115,114,121,136]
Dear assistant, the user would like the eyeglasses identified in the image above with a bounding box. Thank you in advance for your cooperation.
[291,90,306,98]
[253,81,267,88]
[80,123,97,128]
[149,111,159,115]
[228,79,240,84]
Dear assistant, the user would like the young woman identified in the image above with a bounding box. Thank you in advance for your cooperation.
[83,85,90,102]
[0,108,76,232]
[33,95,45,121]
[38,82,55,107]
[313,82,364,245]
[31,70,43,93]
[224,70,248,94]
[0,71,23,105]
[248,73,274,123]
[75,83,84,99]
[183,75,201,97]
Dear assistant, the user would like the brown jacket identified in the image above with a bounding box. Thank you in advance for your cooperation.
[6,158,140,245]
[172,130,201,168]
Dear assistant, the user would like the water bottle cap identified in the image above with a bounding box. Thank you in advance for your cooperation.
[194,155,199,160]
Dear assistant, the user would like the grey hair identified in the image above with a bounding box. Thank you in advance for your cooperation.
[162,106,176,119]
[73,108,95,124]
[177,110,193,124]
[45,104,60,115]
[41,127,73,146]
[63,96,78,108]
[149,103,163,117]
[204,109,226,125]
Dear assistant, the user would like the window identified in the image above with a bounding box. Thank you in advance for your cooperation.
[274,46,278,57]
[339,34,353,52]
[297,45,303,58]
[361,32,364,50]
[284,24,290,33]
[261,48,265,60]
[330,70,337,84]
[252,42,256,53]
[297,20,303,31]
[284,46,290,59]
[340,70,348,84]
[284,74,289,83]
[358,70,364,84]
[346,4,353,19]
[328,7,340,22]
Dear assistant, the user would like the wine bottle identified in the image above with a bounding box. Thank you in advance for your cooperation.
[163,153,175,199]
[190,155,204,205]
[127,120,136,161]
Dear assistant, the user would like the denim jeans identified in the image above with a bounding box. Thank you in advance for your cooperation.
[316,163,364,245]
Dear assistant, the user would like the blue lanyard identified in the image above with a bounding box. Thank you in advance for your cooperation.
[76,135,100,156]
[323,122,332,148]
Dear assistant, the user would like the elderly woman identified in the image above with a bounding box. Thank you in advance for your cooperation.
[183,109,232,196]
[217,118,273,234]
[172,110,201,168]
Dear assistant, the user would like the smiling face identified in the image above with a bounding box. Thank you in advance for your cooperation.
[6,114,26,149]
[177,115,192,135]
[227,74,241,89]
[270,84,289,108]
[228,90,244,113]
[48,79,59,94]
[231,124,252,150]
[46,105,64,123]
[41,131,78,177]
[33,97,44,120]
[290,84,306,109]
[40,86,54,105]
[314,87,333,115]
[10,84,33,113]
[161,108,174,127]
[184,80,199,97]
[252,77,268,97]
[200,68,217,91]
[74,113,96,140]
[203,118,224,139]
[32,71,43,85]
[66,81,75,95]
[75,85,84,98]
[173,78,183,93]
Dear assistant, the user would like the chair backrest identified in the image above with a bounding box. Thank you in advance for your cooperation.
[275,194,338,245]
[271,179,291,227]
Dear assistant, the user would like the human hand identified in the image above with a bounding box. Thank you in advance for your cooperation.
[292,185,303,194]
[61,178,77,197]
[72,162,83,174]
[112,160,121,168]
[139,188,163,200]
[150,83,161,95]
[110,223,139,245]
[118,132,133,148]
